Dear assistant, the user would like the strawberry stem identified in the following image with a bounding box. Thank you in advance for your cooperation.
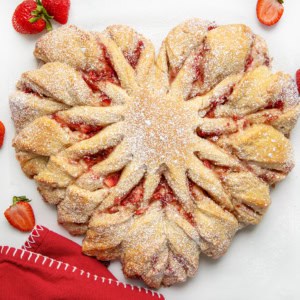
[13,196,31,205]
[41,15,53,31]
[277,0,284,4]
[29,16,41,23]
[29,0,53,31]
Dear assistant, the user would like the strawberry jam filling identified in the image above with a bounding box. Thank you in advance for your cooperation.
[244,54,254,72]
[193,47,207,84]
[100,96,112,107]
[202,159,212,169]
[82,70,117,91]
[264,54,270,67]
[23,86,35,94]
[214,166,230,180]
[151,180,176,207]
[81,43,119,105]
[205,101,218,118]
[82,148,114,169]
[106,178,196,224]
[82,70,116,106]
[259,173,275,184]
[169,66,180,83]
[204,86,234,118]
[103,172,121,188]
[120,184,144,207]
[98,43,120,85]
[197,128,222,138]
[207,24,217,31]
[110,182,144,212]
[170,45,207,84]
[52,114,102,137]
[124,40,144,69]
[265,99,284,110]
[263,113,279,124]
[199,160,230,180]
[151,180,196,226]
[245,40,270,72]
[21,85,42,98]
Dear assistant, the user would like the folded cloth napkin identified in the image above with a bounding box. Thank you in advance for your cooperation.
[0,225,164,300]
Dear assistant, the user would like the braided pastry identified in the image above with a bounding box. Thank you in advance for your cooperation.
[10,19,300,288]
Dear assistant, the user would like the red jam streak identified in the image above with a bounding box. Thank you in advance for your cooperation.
[83,148,114,169]
[135,207,148,215]
[169,66,180,83]
[82,69,118,92]
[205,101,218,118]
[193,47,207,84]
[112,183,144,208]
[244,54,254,72]
[52,114,102,137]
[101,97,112,107]
[202,160,212,169]
[214,166,230,180]
[265,100,284,110]
[197,128,222,138]
[23,86,35,93]
[170,45,207,84]
[124,40,144,69]
[207,24,217,31]
[151,180,196,226]
[82,70,116,106]
[263,113,279,124]
[204,86,234,118]
[103,172,121,188]
[22,86,41,98]
[107,179,196,225]
[81,43,119,105]
[98,43,120,85]
[264,54,270,67]
[108,183,147,215]
[245,51,270,72]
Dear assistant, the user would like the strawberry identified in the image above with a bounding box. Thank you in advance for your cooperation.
[12,0,53,34]
[104,172,120,188]
[4,196,35,232]
[296,69,300,94]
[256,0,284,26]
[42,0,70,24]
[0,121,5,148]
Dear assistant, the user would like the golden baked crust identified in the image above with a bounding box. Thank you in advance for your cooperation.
[10,19,300,288]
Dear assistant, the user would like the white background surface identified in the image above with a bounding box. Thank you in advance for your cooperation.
[0,0,300,299]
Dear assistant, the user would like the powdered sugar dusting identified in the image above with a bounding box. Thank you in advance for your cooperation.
[10,19,300,289]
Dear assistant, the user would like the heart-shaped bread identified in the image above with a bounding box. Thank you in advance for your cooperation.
[10,19,300,288]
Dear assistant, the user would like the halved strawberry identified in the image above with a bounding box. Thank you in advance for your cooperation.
[256,0,284,26]
[104,172,120,188]
[0,121,5,148]
[296,69,300,94]
[4,196,35,232]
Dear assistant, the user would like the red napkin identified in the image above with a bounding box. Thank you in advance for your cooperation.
[0,225,164,300]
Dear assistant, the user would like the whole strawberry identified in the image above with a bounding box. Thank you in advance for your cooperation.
[12,0,52,34]
[0,121,5,148]
[296,69,300,95]
[42,0,70,24]
[4,196,35,232]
